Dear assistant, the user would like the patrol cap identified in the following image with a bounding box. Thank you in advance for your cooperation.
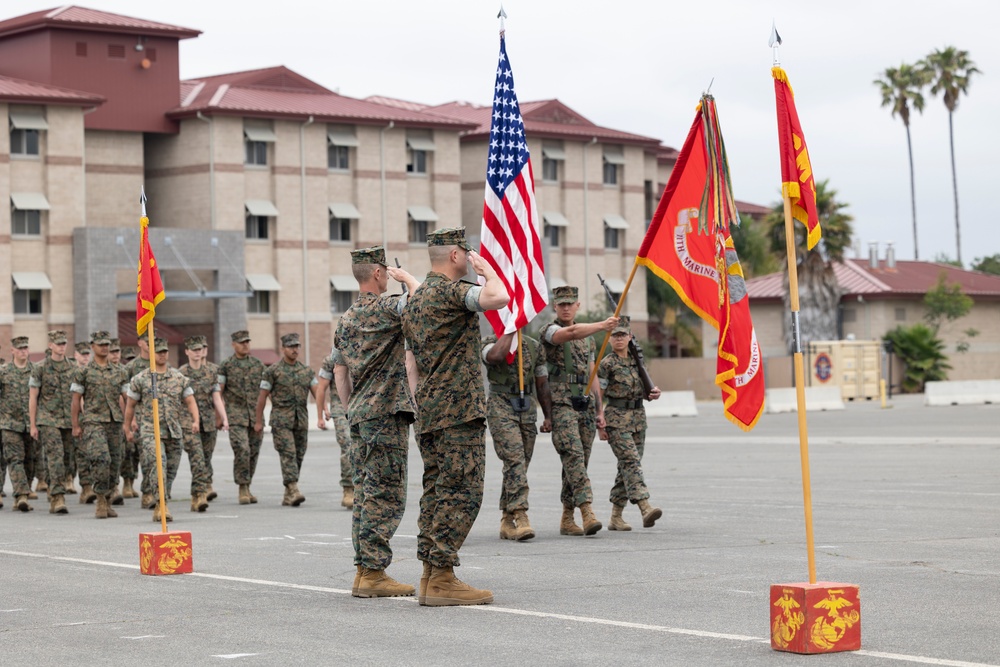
[612,316,632,335]
[90,330,111,345]
[48,330,68,344]
[109,338,121,352]
[231,330,251,343]
[280,333,301,347]
[75,342,91,354]
[426,227,471,251]
[123,346,137,361]
[185,335,207,350]
[11,336,29,349]
[552,285,579,305]
[351,245,387,265]
[151,337,168,353]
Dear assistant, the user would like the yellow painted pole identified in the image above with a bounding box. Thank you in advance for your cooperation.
[516,329,525,395]
[782,192,817,584]
[585,260,639,395]
[148,324,168,533]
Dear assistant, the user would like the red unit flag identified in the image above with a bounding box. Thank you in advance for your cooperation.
[773,67,822,250]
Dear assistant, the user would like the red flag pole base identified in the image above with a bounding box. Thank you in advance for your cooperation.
[139,531,194,576]
[770,582,861,654]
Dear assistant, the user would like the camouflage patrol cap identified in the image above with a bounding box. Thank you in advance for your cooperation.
[184,335,207,350]
[48,330,68,344]
[153,337,169,353]
[75,342,91,354]
[89,330,111,345]
[280,333,301,347]
[552,285,579,305]
[426,227,472,251]
[108,338,121,352]
[351,245,387,265]
[123,346,137,361]
[11,336,29,349]
[231,330,251,343]
[612,316,632,335]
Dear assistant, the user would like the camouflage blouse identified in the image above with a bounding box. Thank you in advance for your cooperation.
[0,361,34,432]
[598,352,647,431]
[128,368,194,439]
[218,354,264,427]
[179,361,221,433]
[71,362,129,424]
[29,356,75,428]
[542,320,596,406]
[261,360,316,430]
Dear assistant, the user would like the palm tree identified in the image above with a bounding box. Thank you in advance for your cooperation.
[920,47,981,265]
[766,179,854,351]
[874,64,929,259]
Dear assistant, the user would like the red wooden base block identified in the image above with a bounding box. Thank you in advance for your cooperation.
[770,582,861,654]
[139,531,193,576]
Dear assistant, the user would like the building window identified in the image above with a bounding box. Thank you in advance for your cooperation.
[329,216,351,242]
[12,209,41,236]
[247,291,271,314]
[603,161,618,186]
[604,224,620,249]
[895,307,906,322]
[13,288,42,315]
[245,215,269,240]
[107,44,125,58]
[331,289,357,314]
[245,140,268,166]
[542,158,559,182]
[407,149,427,174]
[10,129,40,156]
[546,224,561,248]
[409,218,429,244]
[328,144,350,170]
[644,180,655,222]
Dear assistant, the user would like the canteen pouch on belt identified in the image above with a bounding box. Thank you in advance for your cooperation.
[509,396,531,413]
[570,395,591,412]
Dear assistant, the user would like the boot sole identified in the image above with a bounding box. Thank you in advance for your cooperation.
[608,525,632,531]
[111,498,124,506]
[514,531,535,541]
[642,509,663,528]
[354,589,415,598]
[423,594,493,606]
[583,523,602,536]
[207,493,218,501]
[50,507,69,514]
[559,529,584,536]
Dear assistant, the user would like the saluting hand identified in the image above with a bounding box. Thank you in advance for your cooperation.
[467,250,495,278]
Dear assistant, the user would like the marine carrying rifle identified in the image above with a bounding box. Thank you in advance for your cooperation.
[598,273,655,399]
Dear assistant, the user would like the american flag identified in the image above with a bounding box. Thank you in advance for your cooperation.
[480,35,548,360]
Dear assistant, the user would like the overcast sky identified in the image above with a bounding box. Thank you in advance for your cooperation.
[9,0,997,266]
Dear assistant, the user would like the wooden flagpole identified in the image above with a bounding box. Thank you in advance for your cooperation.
[585,260,639,394]
[516,329,525,396]
[147,323,168,533]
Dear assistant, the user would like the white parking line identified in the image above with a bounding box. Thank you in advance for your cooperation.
[2,549,996,667]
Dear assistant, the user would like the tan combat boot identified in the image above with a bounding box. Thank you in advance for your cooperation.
[248,486,258,504]
[637,499,662,528]
[206,485,217,502]
[579,502,603,536]
[27,488,38,500]
[122,479,136,498]
[15,495,32,512]
[153,503,173,523]
[512,509,535,541]
[608,503,632,531]
[95,494,109,519]
[341,486,354,509]
[281,485,294,506]
[560,506,584,536]
[35,478,47,494]
[499,511,518,540]
[64,475,77,494]
[352,565,362,596]
[424,566,493,607]
[104,495,118,518]
[418,562,432,605]
[196,492,209,512]
[238,484,251,505]
[49,494,69,515]
[140,492,155,509]
[110,487,124,506]
[355,568,416,598]
[81,484,97,504]
[289,482,305,506]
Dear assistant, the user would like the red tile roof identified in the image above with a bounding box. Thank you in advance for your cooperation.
[0,5,200,39]
[0,74,104,106]
[171,66,475,129]
[735,200,772,217]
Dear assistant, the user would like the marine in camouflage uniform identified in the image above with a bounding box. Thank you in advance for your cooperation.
[482,332,552,541]
[401,227,508,607]
[255,332,317,506]
[123,340,153,502]
[2,336,37,512]
[70,331,129,519]
[180,335,228,502]
[218,330,265,504]
[124,337,202,521]
[71,341,93,500]
[315,345,354,508]
[334,245,418,597]
[597,316,662,531]
[29,330,75,514]
[541,286,618,537]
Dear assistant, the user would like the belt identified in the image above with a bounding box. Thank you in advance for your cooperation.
[607,398,643,409]
[490,383,533,397]
[550,373,587,384]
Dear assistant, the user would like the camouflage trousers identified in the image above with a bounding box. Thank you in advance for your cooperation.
[272,427,307,485]
[181,429,210,496]
[74,434,91,486]
[195,430,218,485]
[229,425,263,485]
[606,426,650,506]
[138,434,182,498]
[350,414,409,570]
[417,419,486,569]
[3,430,39,497]
[120,429,140,481]
[331,409,353,488]
[39,426,73,496]
[83,422,124,497]
[551,403,597,508]
[486,396,537,512]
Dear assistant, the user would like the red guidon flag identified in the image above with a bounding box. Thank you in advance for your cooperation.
[636,104,765,431]
[136,193,165,336]
[773,66,821,250]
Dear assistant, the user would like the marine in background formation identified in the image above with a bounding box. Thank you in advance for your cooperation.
[180,335,229,502]
[218,330,265,505]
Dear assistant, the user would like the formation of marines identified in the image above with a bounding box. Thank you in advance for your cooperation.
[0,226,665,609]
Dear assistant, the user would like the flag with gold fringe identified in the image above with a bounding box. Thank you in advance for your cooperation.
[773,66,822,250]
[136,191,165,336]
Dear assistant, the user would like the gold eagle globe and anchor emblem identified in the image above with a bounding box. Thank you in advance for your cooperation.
[771,590,805,649]
[809,590,860,650]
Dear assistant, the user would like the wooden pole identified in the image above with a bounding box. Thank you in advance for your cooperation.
[148,324,168,533]
[516,329,525,395]
[585,260,639,394]
[782,192,817,584]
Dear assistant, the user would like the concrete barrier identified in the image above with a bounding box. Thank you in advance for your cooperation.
[924,380,1000,406]
[765,386,845,413]
[644,391,698,418]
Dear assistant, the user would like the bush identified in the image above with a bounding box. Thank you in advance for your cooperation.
[883,324,951,393]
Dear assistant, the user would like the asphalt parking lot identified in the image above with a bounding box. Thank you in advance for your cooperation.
[2,394,998,666]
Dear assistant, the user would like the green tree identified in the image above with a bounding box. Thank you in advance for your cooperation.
[884,324,950,393]
[875,63,930,259]
[766,179,854,351]
[971,253,1000,275]
[923,271,973,334]
[920,47,981,264]
[730,216,780,278]
[933,252,962,267]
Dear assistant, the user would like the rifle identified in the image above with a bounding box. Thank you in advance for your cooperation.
[597,273,655,398]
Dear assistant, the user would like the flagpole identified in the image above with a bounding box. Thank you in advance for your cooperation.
[148,323,168,533]
[585,260,639,394]
[516,329,525,398]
